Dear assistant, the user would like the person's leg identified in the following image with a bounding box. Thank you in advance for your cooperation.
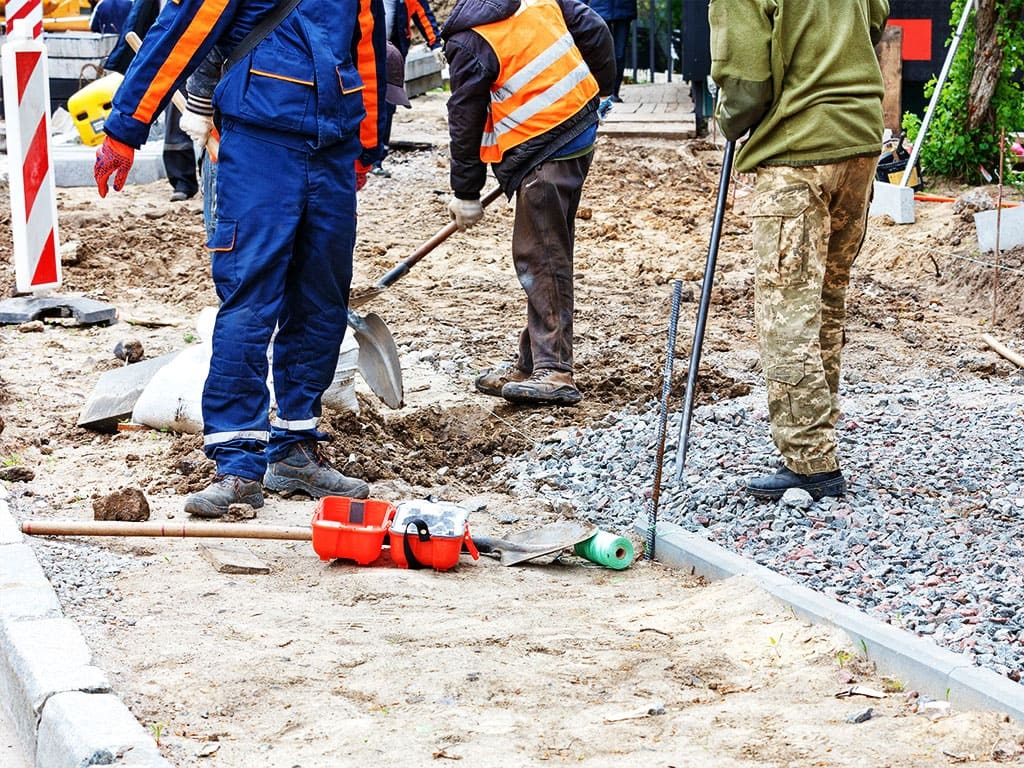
[819,155,875,428]
[200,149,218,242]
[751,164,836,476]
[163,104,198,200]
[199,126,306,482]
[263,133,368,499]
[610,20,630,99]
[502,152,592,405]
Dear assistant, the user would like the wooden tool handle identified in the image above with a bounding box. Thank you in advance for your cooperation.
[21,519,313,540]
[124,31,220,160]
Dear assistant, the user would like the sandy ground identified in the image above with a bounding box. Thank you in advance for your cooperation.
[2,92,1024,765]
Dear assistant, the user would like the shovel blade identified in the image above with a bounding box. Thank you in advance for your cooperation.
[348,310,404,409]
[476,521,598,566]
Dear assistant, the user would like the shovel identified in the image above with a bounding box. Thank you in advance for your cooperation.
[348,186,504,309]
[345,186,503,409]
[472,520,597,566]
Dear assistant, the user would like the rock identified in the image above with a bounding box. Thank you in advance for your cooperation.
[781,488,814,510]
[18,320,44,333]
[93,487,151,522]
[0,466,34,482]
[113,338,145,364]
[59,240,80,265]
[846,707,873,724]
[952,188,993,218]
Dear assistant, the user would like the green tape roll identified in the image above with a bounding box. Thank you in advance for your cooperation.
[574,531,635,570]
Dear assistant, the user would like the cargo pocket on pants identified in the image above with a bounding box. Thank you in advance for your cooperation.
[207,218,239,295]
[751,183,812,286]
[764,361,807,427]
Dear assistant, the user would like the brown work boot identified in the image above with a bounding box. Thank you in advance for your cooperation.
[474,364,530,398]
[264,441,369,499]
[184,474,265,518]
[501,369,581,406]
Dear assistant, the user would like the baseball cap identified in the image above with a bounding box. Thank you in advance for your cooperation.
[385,42,411,108]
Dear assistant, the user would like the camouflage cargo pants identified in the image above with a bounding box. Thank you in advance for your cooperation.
[752,155,876,475]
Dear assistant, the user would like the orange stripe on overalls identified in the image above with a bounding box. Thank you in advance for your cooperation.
[356,0,380,154]
[136,0,233,123]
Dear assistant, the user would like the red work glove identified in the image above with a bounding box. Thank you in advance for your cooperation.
[94,136,135,198]
[354,159,371,192]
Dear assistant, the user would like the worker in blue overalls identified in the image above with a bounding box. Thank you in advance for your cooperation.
[94,0,387,517]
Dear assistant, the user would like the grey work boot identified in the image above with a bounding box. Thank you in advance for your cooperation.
[501,369,582,406]
[184,474,265,518]
[264,441,370,499]
[475,364,530,398]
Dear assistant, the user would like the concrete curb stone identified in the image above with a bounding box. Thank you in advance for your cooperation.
[0,491,172,767]
[638,518,1024,723]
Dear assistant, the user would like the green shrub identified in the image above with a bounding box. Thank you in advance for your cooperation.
[902,0,1024,184]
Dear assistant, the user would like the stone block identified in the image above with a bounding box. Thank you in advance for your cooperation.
[0,543,49,589]
[53,140,166,188]
[975,204,1024,253]
[869,181,915,224]
[0,501,21,544]
[37,692,172,768]
[0,616,110,745]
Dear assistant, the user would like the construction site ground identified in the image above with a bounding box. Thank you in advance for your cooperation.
[2,86,1024,766]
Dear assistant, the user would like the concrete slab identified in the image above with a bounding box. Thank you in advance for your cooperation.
[0,617,110,752]
[77,351,181,433]
[869,181,915,224]
[37,692,172,768]
[975,203,1024,253]
[637,517,1024,723]
[0,295,117,326]
[53,140,166,188]
[199,544,271,574]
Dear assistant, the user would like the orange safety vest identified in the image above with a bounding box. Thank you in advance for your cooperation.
[473,0,599,163]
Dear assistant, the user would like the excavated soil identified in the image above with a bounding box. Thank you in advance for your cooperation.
[2,92,1024,766]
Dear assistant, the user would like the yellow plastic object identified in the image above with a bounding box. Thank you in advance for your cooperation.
[67,72,123,146]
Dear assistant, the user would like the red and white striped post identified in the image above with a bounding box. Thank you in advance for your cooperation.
[2,7,62,293]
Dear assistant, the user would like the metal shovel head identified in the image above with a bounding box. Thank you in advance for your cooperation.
[348,310,404,409]
[474,520,598,566]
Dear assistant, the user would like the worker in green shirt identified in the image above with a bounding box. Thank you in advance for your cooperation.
[709,0,889,500]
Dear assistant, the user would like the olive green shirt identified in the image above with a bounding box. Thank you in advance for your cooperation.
[709,0,888,172]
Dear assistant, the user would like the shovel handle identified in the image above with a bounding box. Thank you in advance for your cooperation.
[374,185,504,290]
[125,32,220,161]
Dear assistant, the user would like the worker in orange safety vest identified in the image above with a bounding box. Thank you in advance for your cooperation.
[442,0,615,406]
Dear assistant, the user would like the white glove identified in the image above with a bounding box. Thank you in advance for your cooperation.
[448,196,484,231]
[432,46,446,69]
[179,109,214,146]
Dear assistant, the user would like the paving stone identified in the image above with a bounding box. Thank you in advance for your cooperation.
[0,616,110,738]
[37,692,172,768]
[975,204,1024,253]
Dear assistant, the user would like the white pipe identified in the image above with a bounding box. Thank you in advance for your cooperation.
[900,0,976,187]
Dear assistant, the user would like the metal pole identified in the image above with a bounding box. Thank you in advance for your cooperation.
[674,140,736,482]
[647,280,684,560]
[993,127,1005,326]
[666,0,672,83]
[900,0,975,187]
[648,0,656,80]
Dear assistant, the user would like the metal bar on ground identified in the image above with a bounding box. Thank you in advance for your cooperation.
[646,279,684,560]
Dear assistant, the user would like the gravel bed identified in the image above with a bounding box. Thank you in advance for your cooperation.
[499,372,1024,684]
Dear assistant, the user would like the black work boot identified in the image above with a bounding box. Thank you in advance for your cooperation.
[745,467,846,501]
[475,364,530,397]
[501,369,582,406]
[184,474,265,518]
[264,441,369,499]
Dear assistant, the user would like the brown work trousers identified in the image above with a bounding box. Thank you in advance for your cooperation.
[512,151,593,374]
[752,155,876,475]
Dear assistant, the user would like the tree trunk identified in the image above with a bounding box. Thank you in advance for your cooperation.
[966,0,1003,130]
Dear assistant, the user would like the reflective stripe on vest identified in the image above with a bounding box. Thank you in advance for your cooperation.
[474,0,598,163]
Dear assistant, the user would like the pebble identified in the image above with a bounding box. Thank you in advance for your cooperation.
[501,377,1024,685]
